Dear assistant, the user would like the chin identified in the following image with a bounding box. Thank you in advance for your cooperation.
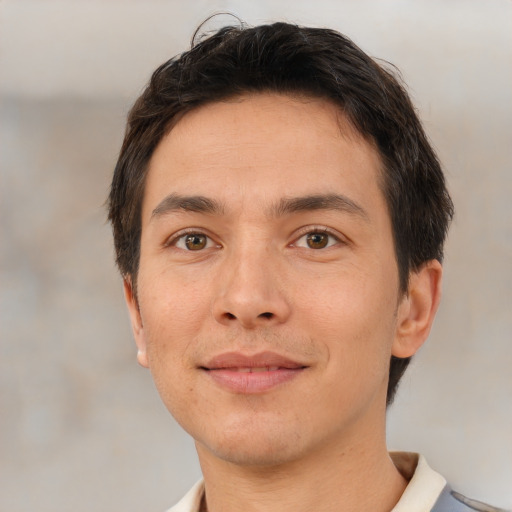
[196,422,305,468]
[206,442,301,468]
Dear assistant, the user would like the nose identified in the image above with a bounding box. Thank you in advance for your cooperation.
[212,244,292,329]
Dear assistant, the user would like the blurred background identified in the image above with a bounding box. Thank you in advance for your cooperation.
[1,1,511,511]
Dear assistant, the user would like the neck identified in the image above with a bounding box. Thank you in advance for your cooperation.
[196,417,407,512]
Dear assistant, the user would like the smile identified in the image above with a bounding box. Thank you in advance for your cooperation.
[227,366,280,372]
[201,351,308,393]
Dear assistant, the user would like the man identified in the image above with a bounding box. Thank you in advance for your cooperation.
[108,21,502,512]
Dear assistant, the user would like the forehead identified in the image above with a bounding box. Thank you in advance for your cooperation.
[143,93,386,221]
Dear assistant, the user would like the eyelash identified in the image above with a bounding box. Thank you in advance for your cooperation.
[291,227,344,249]
[164,226,345,251]
[164,229,218,250]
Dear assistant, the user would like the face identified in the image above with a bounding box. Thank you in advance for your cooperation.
[126,93,422,467]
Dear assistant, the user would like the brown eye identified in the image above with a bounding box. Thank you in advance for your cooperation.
[306,232,329,249]
[185,234,207,250]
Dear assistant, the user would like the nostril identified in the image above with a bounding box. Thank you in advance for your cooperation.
[219,311,276,324]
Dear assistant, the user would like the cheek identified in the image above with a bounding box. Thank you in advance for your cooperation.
[142,266,210,323]
[138,270,212,365]
[298,262,399,364]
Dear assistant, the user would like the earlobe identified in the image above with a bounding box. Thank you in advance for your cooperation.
[392,260,443,358]
[123,278,149,368]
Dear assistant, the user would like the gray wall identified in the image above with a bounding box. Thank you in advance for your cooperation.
[1,1,511,511]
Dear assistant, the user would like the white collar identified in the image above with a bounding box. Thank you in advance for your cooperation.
[390,452,447,512]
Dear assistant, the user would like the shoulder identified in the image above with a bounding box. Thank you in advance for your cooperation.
[432,486,510,512]
[389,453,509,512]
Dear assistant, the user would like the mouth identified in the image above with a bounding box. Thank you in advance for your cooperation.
[217,366,282,372]
[200,351,308,394]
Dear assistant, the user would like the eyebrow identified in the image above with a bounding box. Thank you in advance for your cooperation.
[151,193,224,219]
[271,194,369,221]
[150,192,368,222]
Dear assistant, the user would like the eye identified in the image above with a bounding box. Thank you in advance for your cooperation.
[294,230,340,249]
[172,232,215,251]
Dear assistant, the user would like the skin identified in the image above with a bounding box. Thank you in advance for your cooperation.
[124,93,442,512]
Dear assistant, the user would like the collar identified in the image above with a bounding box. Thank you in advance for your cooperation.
[390,452,447,512]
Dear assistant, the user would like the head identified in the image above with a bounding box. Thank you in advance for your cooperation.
[108,22,453,409]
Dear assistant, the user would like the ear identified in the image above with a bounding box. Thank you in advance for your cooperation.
[123,278,149,368]
[392,260,443,358]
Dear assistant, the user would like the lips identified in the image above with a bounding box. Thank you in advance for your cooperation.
[201,351,307,393]
[226,366,281,372]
